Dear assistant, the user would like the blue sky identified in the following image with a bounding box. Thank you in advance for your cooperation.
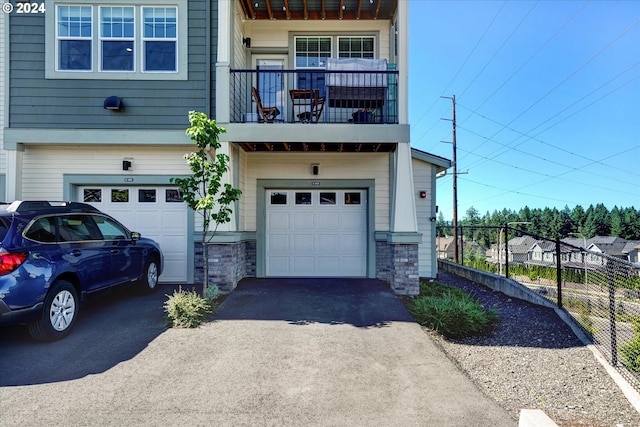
[408,0,640,221]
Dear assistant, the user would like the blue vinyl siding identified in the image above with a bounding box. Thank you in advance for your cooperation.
[8,1,215,129]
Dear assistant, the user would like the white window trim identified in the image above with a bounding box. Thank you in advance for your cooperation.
[45,0,187,80]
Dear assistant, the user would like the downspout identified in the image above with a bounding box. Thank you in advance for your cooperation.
[206,0,212,116]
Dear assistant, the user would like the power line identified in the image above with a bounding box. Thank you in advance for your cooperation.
[460,16,640,162]
[457,70,640,176]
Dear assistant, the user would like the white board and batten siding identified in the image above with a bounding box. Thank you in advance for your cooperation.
[412,157,437,278]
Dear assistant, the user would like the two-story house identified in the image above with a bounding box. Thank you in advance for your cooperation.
[3,0,450,295]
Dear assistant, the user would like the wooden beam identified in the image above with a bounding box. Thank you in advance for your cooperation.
[356,0,362,19]
[321,0,326,20]
[338,0,344,19]
[266,0,274,19]
[283,0,291,19]
[303,0,308,19]
[374,0,381,19]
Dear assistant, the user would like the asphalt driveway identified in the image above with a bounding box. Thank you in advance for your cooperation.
[0,278,515,426]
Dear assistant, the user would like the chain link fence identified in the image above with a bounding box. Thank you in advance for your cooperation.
[437,225,640,391]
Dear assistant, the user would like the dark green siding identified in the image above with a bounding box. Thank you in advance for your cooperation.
[8,1,216,129]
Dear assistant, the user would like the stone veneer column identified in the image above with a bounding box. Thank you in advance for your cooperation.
[376,241,420,295]
[195,241,256,292]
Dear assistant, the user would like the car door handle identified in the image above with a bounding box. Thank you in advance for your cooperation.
[111,249,119,254]
[71,250,82,257]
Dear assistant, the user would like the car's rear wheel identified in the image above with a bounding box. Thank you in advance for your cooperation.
[139,257,159,294]
[28,280,78,342]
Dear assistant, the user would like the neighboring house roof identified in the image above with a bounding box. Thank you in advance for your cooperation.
[622,241,640,254]
[588,236,628,257]
[531,241,555,252]
[508,235,538,254]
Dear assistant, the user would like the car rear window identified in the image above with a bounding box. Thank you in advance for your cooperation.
[24,217,57,243]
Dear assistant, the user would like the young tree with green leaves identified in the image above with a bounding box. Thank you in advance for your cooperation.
[171,111,242,294]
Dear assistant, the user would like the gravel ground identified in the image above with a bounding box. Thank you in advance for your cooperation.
[427,271,640,427]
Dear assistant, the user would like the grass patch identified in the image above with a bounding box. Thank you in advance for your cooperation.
[407,281,499,339]
[164,286,217,328]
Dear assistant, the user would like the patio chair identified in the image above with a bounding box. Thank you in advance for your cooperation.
[297,92,325,123]
[252,86,281,123]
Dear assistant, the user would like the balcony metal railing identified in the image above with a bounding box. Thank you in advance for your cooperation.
[229,69,399,124]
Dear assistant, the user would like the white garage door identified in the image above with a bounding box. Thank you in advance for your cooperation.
[79,186,188,283]
[266,189,367,277]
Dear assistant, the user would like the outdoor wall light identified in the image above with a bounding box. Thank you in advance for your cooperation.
[122,158,133,171]
[104,96,123,110]
[243,37,251,48]
[312,164,319,175]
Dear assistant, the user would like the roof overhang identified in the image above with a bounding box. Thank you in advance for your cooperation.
[238,0,398,20]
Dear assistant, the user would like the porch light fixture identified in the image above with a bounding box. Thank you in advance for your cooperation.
[243,37,251,48]
[103,96,123,110]
[122,158,133,171]
[312,164,319,175]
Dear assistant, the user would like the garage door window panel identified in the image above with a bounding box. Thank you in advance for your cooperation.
[166,189,183,202]
[111,189,129,203]
[139,189,156,203]
[344,192,361,205]
[270,192,288,205]
[320,192,336,205]
[83,189,102,203]
[295,192,312,205]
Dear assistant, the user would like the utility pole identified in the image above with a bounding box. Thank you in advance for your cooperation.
[441,95,458,263]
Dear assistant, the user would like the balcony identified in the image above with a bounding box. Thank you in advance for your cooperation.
[229,68,399,125]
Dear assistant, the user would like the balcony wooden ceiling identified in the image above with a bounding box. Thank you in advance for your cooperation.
[236,142,396,152]
[239,0,397,20]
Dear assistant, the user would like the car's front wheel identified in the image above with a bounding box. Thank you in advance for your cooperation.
[139,257,159,294]
[28,280,78,342]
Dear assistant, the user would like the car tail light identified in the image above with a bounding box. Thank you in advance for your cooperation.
[0,252,29,276]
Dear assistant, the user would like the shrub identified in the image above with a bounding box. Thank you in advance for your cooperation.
[205,284,221,302]
[408,282,498,339]
[164,287,214,328]
[621,318,640,372]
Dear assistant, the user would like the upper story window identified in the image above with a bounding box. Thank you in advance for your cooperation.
[46,1,187,80]
[57,5,93,70]
[143,7,177,71]
[100,7,135,71]
[338,37,375,59]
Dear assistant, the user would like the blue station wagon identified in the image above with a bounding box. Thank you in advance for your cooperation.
[0,201,163,341]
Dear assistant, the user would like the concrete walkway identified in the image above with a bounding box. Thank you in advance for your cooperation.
[0,278,516,426]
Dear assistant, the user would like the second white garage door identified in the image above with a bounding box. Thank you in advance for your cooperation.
[266,189,367,277]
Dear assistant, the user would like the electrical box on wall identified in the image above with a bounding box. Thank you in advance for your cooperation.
[419,191,427,199]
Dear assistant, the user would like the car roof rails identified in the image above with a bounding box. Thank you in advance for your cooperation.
[5,201,101,213]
